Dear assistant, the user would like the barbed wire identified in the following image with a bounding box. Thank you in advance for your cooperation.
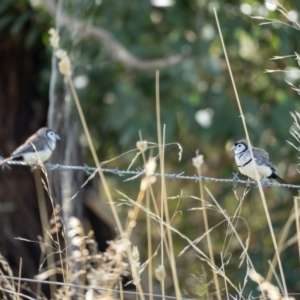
[3,160,300,189]
[0,275,192,300]
[1,274,300,300]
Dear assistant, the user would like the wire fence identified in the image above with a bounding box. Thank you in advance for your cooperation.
[3,160,300,189]
[0,275,192,300]
[1,274,300,300]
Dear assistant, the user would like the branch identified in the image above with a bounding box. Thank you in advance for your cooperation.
[41,0,187,70]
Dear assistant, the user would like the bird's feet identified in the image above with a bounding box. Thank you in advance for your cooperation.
[259,178,270,187]
[246,178,253,188]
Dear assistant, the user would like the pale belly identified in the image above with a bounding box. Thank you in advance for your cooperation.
[238,160,272,181]
[22,149,52,164]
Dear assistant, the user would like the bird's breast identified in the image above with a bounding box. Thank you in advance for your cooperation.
[22,148,53,164]
[238,160,273,180]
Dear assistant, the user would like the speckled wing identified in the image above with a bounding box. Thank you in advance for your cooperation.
[11,134,47,158]
[252,147,276,172]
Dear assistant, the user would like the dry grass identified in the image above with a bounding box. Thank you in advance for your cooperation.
[2,120,300,299]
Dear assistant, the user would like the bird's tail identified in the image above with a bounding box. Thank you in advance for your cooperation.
[270,172,286,184]
[0,157,12,167]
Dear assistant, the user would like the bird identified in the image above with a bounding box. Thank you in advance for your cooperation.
[231,139,286,184]
[0,127,60,167]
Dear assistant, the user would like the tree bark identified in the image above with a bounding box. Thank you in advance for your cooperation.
[0,3,50,295]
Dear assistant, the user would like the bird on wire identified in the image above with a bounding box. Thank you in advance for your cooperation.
[231,139,286,184]
[0,127,60,167]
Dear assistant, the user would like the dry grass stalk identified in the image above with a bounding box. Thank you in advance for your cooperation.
[0,253,16,298]
[193,152,222,300]
[49,29,147,299]
[265,206,298,282]
[131,246,140,286]
[86,238,130,300]
[214,8,288,297]
[33,166,57,298]
[294,198,300,265]
[155,71,182,300]
[39,160,68,296]
[17,258,22,300]
[138,133,155,300]
[119,191,244,296]
[48,27,125,240]
[41,229,130,299]
[155,71,166,300]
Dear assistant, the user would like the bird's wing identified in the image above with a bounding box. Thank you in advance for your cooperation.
[11,136,47,157]
[11,143,36,157]
[252,147,276,172]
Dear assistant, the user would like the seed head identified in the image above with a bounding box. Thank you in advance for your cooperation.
[136,140,148,152]
[155,265,166,282]
[192,154,204,169]
[48,28,59,48]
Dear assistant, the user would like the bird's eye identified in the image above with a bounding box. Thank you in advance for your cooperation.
[47,131,55,138]
[238,144,241,147]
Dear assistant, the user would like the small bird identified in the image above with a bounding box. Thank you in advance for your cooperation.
[231,139,286,184]
[0,127,60,166]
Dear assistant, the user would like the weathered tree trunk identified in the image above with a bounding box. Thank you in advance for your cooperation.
[47,55,86,297]
[0,3,50,294]
[0,3,115,298]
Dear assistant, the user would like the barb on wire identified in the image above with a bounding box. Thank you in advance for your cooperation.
[232,172,240,189]
[2,160,300,189]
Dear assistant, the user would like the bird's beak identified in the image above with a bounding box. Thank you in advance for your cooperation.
[56,134,61,140]
[231,145,235,150]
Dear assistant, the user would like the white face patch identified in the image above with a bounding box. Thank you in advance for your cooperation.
[47,130,58,142]
[233,143,247,154]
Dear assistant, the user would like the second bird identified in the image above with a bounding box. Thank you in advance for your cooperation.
[231,139,286,184]
[0,127,60,167]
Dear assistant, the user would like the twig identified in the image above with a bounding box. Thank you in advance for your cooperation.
[40,0,187,70]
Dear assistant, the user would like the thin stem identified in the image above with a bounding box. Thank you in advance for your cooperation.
[33,167,59,297]
[67,75,124,235]
[156,71,165,300]
[139,131,154,300]
[294,197,300,264]
[155,72,181,300]
[161,125,182,299]
[196,165,221,300]
[17,258,22,300]
[67,75,145,300]
[214,8,288,297]
[146,189,153,300]
[266,206,295,282]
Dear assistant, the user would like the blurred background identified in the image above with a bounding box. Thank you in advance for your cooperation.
[1,0,300,298]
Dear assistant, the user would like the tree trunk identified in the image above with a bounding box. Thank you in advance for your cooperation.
[0,3,50,295]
